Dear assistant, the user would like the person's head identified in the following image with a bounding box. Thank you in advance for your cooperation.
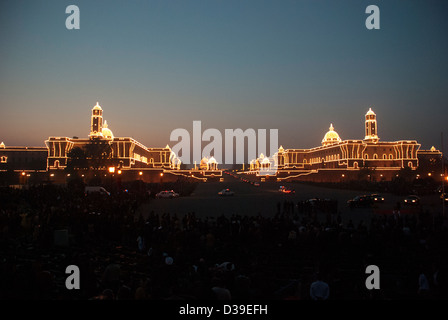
[211,277,224,288]
[100,289,114,300]
[116,285,132,300]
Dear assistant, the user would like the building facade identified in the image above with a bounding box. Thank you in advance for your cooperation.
[249,108,442,181]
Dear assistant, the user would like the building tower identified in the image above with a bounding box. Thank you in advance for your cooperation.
[364,108,379,143]
[90,102,103,139]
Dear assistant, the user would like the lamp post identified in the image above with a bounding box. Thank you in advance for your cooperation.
[442,132,445,219]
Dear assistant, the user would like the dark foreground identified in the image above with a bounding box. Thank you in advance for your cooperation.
[1,181,448,300]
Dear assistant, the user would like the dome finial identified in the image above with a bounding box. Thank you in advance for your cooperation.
[329,123,334,131]
[366,107,375,115]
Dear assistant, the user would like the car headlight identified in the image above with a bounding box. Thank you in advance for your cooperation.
[412,200,415,202]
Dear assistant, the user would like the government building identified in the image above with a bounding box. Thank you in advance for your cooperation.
[248,108,443,182]
[0,105,444,185]
[0,103,222,185]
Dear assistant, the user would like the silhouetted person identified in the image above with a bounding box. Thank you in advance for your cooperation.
[310,273,330,300]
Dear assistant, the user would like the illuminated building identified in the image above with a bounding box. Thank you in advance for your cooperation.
[2,102,222,184]
[199,156,219,171]
[0,141,47,171]
[0,142,48,186]
[249,108,443,182]
[45,102,187,182]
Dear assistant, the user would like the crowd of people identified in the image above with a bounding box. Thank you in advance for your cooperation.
[1,184,447,300]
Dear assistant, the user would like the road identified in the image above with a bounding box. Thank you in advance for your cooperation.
[137,173,444,226]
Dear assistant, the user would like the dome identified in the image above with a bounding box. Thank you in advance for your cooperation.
[93,101,102,111]
[200,157,209,170]
[101,120,114,139]
[322,124,341,146]
[208,156,217,164]
[261,157,271,164]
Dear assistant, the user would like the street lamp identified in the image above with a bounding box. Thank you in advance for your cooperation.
[108,167,115,173]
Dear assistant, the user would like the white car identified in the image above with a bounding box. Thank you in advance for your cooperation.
[85,186,110,196]
[218,189,235,196]
[156,190,179,198]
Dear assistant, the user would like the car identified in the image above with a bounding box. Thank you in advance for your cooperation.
[218,188,234,196]
[254,182,260,187]
[85,186,110,196]
[282,188,295,194]
[347,195,373,208]
[370,194,385,203]
[156,190,179,198]
[440,193,448,205]
[403,195,420,205]
[279,186,285,192]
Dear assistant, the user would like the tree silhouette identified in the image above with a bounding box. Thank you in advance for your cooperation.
[84,140,113,170]
[67,147,88,171]
[358,161,375,181]
[398,166,414,183]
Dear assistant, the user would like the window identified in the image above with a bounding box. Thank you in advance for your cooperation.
[303,159,307,164]
[383,154,387,159]
[354,162,358,169]
[54,160,59,168]
[364,154,368,159]
[389,154,393,159]
[0,156,7,163]
[373,154,378,159]
[408,161,413,168]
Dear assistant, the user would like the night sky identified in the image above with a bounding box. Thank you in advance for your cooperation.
[1,0,447,151]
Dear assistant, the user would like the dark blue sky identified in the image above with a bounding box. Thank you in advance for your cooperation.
[1,0,447,150]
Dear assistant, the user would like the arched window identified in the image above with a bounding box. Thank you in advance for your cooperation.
[0,156,7,163]
[364,154,368,160]
[354,162,359,169]
[389,154,393,159]
[54,160,59,168]
[373,154,378,159]
[383,154,387,159]
[408,161,413,168]
[303,159,307,164]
